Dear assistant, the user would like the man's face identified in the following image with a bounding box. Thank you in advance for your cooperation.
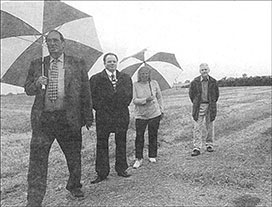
[199,66,210,77]
[104,55,117,73]
[46,31,65,57]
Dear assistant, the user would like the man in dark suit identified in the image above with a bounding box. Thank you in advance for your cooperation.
[189,63,219,156]
[24,30,93,207]
[89,53,133,184]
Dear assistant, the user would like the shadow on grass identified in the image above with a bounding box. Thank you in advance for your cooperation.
[232,194,261,207]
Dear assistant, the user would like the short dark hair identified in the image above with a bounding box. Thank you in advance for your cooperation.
[103,53,118,63]
[45,30,65,42]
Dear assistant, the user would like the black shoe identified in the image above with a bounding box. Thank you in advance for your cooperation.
[117,171,131,178]
[91,176,107,184]
[191,149,200,156]
[69,188,84,198]
[207,146,214,152]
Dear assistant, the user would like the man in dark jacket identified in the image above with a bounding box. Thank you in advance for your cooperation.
[89,53,133,184]
[24,30,93,207]
[189,63,219,156]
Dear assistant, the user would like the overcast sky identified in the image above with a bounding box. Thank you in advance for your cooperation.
[1,1,271,94]
[66,1,271,79]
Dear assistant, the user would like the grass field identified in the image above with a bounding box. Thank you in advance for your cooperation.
[1,86,271,207]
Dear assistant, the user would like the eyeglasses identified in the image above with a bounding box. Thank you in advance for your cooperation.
[46,38,61,44]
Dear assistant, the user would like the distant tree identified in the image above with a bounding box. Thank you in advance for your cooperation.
[227,77,235,81]
[185,80,190,83]
[242,73,248,78]
[217,75,271,87]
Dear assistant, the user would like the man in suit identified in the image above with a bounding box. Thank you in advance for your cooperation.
[189,63,219,156]
[89,53,133,184]
[24,30,93,207]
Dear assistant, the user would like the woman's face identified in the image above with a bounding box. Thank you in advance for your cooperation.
[139,68,150,82]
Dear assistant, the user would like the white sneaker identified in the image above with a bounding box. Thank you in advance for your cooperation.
[148,158,156,163]
[133,159,143,168]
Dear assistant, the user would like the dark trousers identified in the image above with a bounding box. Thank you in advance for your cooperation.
[95,125,128,178]
[135,115,161,159]
[27,111,82,206]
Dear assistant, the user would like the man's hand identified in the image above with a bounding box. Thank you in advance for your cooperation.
[36,76,48,87]
[85,120,93,130]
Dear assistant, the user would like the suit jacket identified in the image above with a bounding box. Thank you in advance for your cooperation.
[24,54,93,131]
[89,69,133,131]
[189,75,219,122]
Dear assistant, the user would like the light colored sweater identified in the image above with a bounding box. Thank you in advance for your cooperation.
[133,80,164,119]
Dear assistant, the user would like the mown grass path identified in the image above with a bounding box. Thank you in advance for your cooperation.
[1,86,271,206]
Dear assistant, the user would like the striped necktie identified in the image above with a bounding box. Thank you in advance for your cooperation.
[111,73,117,91]
[48,59,59,102]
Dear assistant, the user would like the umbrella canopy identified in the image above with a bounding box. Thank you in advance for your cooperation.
[1,0,103,87]
[119,49,183,91]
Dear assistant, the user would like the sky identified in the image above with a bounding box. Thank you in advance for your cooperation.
[1,1,271,94]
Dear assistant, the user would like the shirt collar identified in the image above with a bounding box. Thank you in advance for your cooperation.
[105,69,116,77]
[200,75,209,81]
[50,54,64,63]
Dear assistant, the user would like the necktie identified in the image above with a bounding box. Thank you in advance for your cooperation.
[111,74,117,91]
[48,59,59,102]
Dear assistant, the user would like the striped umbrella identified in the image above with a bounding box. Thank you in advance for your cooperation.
[119,49,182,91]
[1,0,103,87]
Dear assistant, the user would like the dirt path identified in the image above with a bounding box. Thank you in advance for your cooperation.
[35,117,271,207]
[1,118,271,207]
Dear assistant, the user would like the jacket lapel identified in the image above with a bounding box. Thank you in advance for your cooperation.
[197,76,202,94]
[43,56,50,78]
[101,69,109,79]
[64,55,73,92]
[115,70,123,89]
[102,69,115,92]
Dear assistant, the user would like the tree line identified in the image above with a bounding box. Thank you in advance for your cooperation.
[217,75,271,87]
[178,75,271,88]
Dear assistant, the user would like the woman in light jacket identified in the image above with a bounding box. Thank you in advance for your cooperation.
[132,66,164,168]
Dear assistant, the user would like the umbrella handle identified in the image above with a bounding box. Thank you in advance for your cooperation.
[149,81,153,96]
[41,37,46,90]
[41,60,46,90]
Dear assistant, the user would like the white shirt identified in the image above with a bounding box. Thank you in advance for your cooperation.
[105,69,117,81]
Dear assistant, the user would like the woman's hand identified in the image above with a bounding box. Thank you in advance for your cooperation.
[160,112,164,119]
[146,96,155,102]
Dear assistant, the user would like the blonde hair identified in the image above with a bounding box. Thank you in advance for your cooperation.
[137,66,151,82]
